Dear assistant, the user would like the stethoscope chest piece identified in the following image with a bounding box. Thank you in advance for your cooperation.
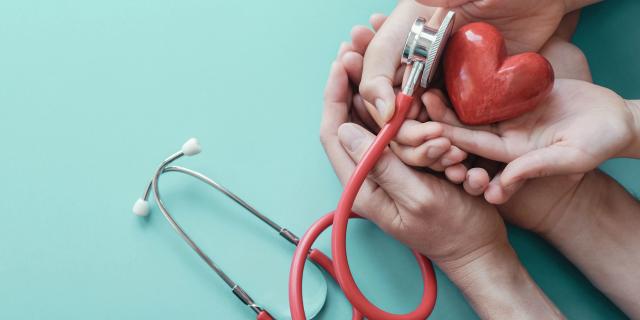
[402,11,456,88]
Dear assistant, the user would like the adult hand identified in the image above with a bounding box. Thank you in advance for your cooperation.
[321,56,502,263]
[398,31,635,203]
[359,0,594,125]
[320,48,562,319]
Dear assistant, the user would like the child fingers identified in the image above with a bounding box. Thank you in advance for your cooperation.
[423,89,499,135]
[439,123,512,163]
[422,89,461,126]
[428,145,466,172]
[463,168,490,196]
[484,172,526,205]
[389,137,450,167]
[440,146,467,167]
[395,120,444,146]
[472,157,503,177]
[444,163,467,184]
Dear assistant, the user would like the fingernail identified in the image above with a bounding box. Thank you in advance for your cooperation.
[467,176,481,190]
[375,98,387,116]
[427,146,445,159]
[339,125,365,152]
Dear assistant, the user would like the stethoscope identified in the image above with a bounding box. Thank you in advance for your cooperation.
[133,11,455,320]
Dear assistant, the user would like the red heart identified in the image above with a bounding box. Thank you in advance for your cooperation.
[443,22,554,125]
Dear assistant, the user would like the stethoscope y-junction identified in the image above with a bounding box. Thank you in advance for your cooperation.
[134,11,455,320]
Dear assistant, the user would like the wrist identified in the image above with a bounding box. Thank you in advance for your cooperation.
[541,170,637,246]
[439,240,563,319]
[622,100,640,158]
[540,171,602,242]
[540,170,640,318]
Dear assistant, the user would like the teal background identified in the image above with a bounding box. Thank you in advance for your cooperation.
[0,0,638,319]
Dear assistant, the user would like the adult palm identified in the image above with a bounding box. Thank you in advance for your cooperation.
[418,0,567,53]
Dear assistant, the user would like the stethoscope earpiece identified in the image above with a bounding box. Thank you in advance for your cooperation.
[132,198,150,217]
[132,137,200,217]
[181,137,202,156]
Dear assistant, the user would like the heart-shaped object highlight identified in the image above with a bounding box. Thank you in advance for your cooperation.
[443,22,554,125]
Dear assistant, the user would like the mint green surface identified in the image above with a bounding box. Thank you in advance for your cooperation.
[0,0,637,319]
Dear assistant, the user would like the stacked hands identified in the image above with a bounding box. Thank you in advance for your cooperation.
[320,0,640,319]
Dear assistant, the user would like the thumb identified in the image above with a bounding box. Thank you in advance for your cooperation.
[337,123,420,202]
[500,145,588,187]
[360,1,425,125]
[359,75,397,125]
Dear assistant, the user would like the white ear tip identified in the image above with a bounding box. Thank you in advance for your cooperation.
[133,198,150,217]
[182,138,201,156]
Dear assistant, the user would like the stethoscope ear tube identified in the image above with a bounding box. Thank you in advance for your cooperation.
[134,142,288,319]
[135,144,355,319]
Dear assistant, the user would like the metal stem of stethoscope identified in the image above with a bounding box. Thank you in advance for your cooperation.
[134,139,300,318]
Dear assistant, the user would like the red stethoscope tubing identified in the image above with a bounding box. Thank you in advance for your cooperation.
[289,93,438,320]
